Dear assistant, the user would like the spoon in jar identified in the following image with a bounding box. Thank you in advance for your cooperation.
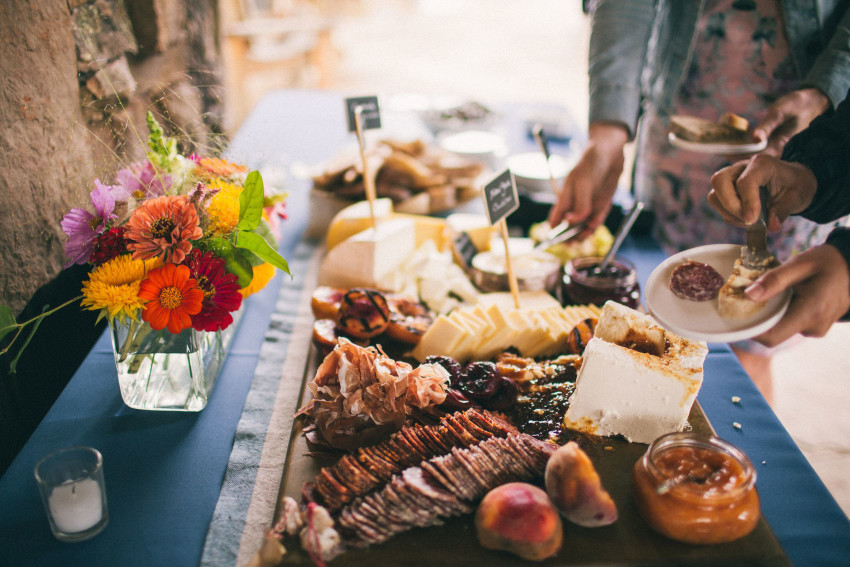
[595,201,645,275]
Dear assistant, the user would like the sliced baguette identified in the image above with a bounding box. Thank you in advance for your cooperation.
[717,258,769,319]
[670,114,751,144]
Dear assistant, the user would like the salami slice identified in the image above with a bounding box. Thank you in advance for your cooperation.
[669,260,724,301]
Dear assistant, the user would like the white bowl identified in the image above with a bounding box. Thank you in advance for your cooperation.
[507,152,574,194]
[437,130,507,168]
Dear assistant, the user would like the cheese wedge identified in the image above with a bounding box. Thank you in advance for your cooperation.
[318,218,416,289]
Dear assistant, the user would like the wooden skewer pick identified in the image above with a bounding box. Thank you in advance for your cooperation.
[353,106,377,230]
[499,219,521,309]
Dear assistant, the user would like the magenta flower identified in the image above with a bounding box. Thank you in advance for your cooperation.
[115,161,171,201]
[60,181,122,267]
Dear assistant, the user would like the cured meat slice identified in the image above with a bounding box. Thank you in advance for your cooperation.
[306,409,513,510]
[669,260,724,301]
[334,433,554,547]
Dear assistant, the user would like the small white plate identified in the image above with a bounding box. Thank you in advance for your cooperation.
[667,132,767,155]
[645,244,791,343]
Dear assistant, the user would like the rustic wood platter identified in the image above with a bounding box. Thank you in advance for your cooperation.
[275,345,790,566]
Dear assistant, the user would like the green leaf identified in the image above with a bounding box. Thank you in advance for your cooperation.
[235,231,291,275]
[0,305,18,343]
[237,171,265,232]
[207,236,255,287]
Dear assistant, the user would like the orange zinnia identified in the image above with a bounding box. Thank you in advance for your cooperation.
[139,263,204,333]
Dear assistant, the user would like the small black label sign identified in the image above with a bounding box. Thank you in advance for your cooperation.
[452,231,478,268]
[345,96,381,132]
[482,168,519,225]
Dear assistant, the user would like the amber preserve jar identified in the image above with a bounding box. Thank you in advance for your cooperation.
[560,256,641,308]
[632,432,760,545]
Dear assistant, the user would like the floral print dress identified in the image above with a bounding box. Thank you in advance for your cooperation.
[634,0,840,260]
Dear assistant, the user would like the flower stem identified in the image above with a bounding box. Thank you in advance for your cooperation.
[0,295,84,357]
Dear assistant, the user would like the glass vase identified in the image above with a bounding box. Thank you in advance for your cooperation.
[108,309,242,412]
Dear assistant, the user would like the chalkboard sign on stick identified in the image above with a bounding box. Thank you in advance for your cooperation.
[452,231,478,269]
[344,96,381,132]
[344,96,381,229]
[482,168,519,226]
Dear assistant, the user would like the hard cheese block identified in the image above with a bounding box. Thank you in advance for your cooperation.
[564,301,707,444]
[325,199,450,252]
[325,198,395,250]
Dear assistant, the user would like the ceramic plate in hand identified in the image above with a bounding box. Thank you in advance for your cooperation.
[645,244,791,343]
[667,132,767,155]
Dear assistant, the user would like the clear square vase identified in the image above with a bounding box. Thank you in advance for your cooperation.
[108,310,242,411]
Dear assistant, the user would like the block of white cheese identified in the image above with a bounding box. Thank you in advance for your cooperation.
[318,218,416,289]
[563,301,707,444]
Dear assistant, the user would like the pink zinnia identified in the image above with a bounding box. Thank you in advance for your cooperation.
[126,195,203,264]
[184,250,243,332]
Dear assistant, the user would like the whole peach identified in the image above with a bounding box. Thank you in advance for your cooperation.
[475,482,563,561]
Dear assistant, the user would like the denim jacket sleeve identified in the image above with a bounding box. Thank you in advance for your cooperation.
[588,0,659,138]
[799,2,850,108]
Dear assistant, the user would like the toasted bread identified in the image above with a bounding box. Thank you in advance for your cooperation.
[719,112,749,132]
[670,114,751,144]
[717,257,770,319]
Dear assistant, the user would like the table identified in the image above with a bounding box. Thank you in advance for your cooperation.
[0,90,848,567]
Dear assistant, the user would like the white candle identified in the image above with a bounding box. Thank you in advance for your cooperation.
[48,478,103,533]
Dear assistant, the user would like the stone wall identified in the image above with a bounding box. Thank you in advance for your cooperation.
[0,0,223,314]
[0,0,223,474]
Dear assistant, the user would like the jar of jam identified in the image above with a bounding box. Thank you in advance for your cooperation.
[560,256,641,309]
[632,432,760,545]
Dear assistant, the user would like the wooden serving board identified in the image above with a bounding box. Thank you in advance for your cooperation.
[275,347,790,566]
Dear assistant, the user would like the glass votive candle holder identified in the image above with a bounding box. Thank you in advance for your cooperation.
[34,446,108,542]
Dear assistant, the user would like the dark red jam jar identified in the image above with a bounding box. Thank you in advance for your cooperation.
[560,256,641,309]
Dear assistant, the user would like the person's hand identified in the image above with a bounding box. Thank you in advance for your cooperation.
[753,88,831,157]
[745,244,850,347]
[708,154,818,232]
[547,123,628,235]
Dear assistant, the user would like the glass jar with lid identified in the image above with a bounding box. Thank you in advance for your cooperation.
[560,256,641,309]
[632,432,760,545]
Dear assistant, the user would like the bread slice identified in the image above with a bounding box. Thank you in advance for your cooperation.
[670,114,751,144]
[719,112,749,132]
[717,258,770,319]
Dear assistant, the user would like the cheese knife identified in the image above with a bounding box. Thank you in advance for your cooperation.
[741,186,773,269]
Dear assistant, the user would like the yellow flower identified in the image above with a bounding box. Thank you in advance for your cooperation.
[239,262,275,298]
[206,179,242,236]
[81,254,162,324]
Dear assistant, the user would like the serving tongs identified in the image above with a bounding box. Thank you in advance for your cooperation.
[533,221,586,251]
[741,187,775,269]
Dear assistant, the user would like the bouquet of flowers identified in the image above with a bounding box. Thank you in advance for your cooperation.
[1,113,289,373]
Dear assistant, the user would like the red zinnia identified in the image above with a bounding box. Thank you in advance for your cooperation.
[139,263,204,333]
[89,226,130,265]
[184,250,243,332]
